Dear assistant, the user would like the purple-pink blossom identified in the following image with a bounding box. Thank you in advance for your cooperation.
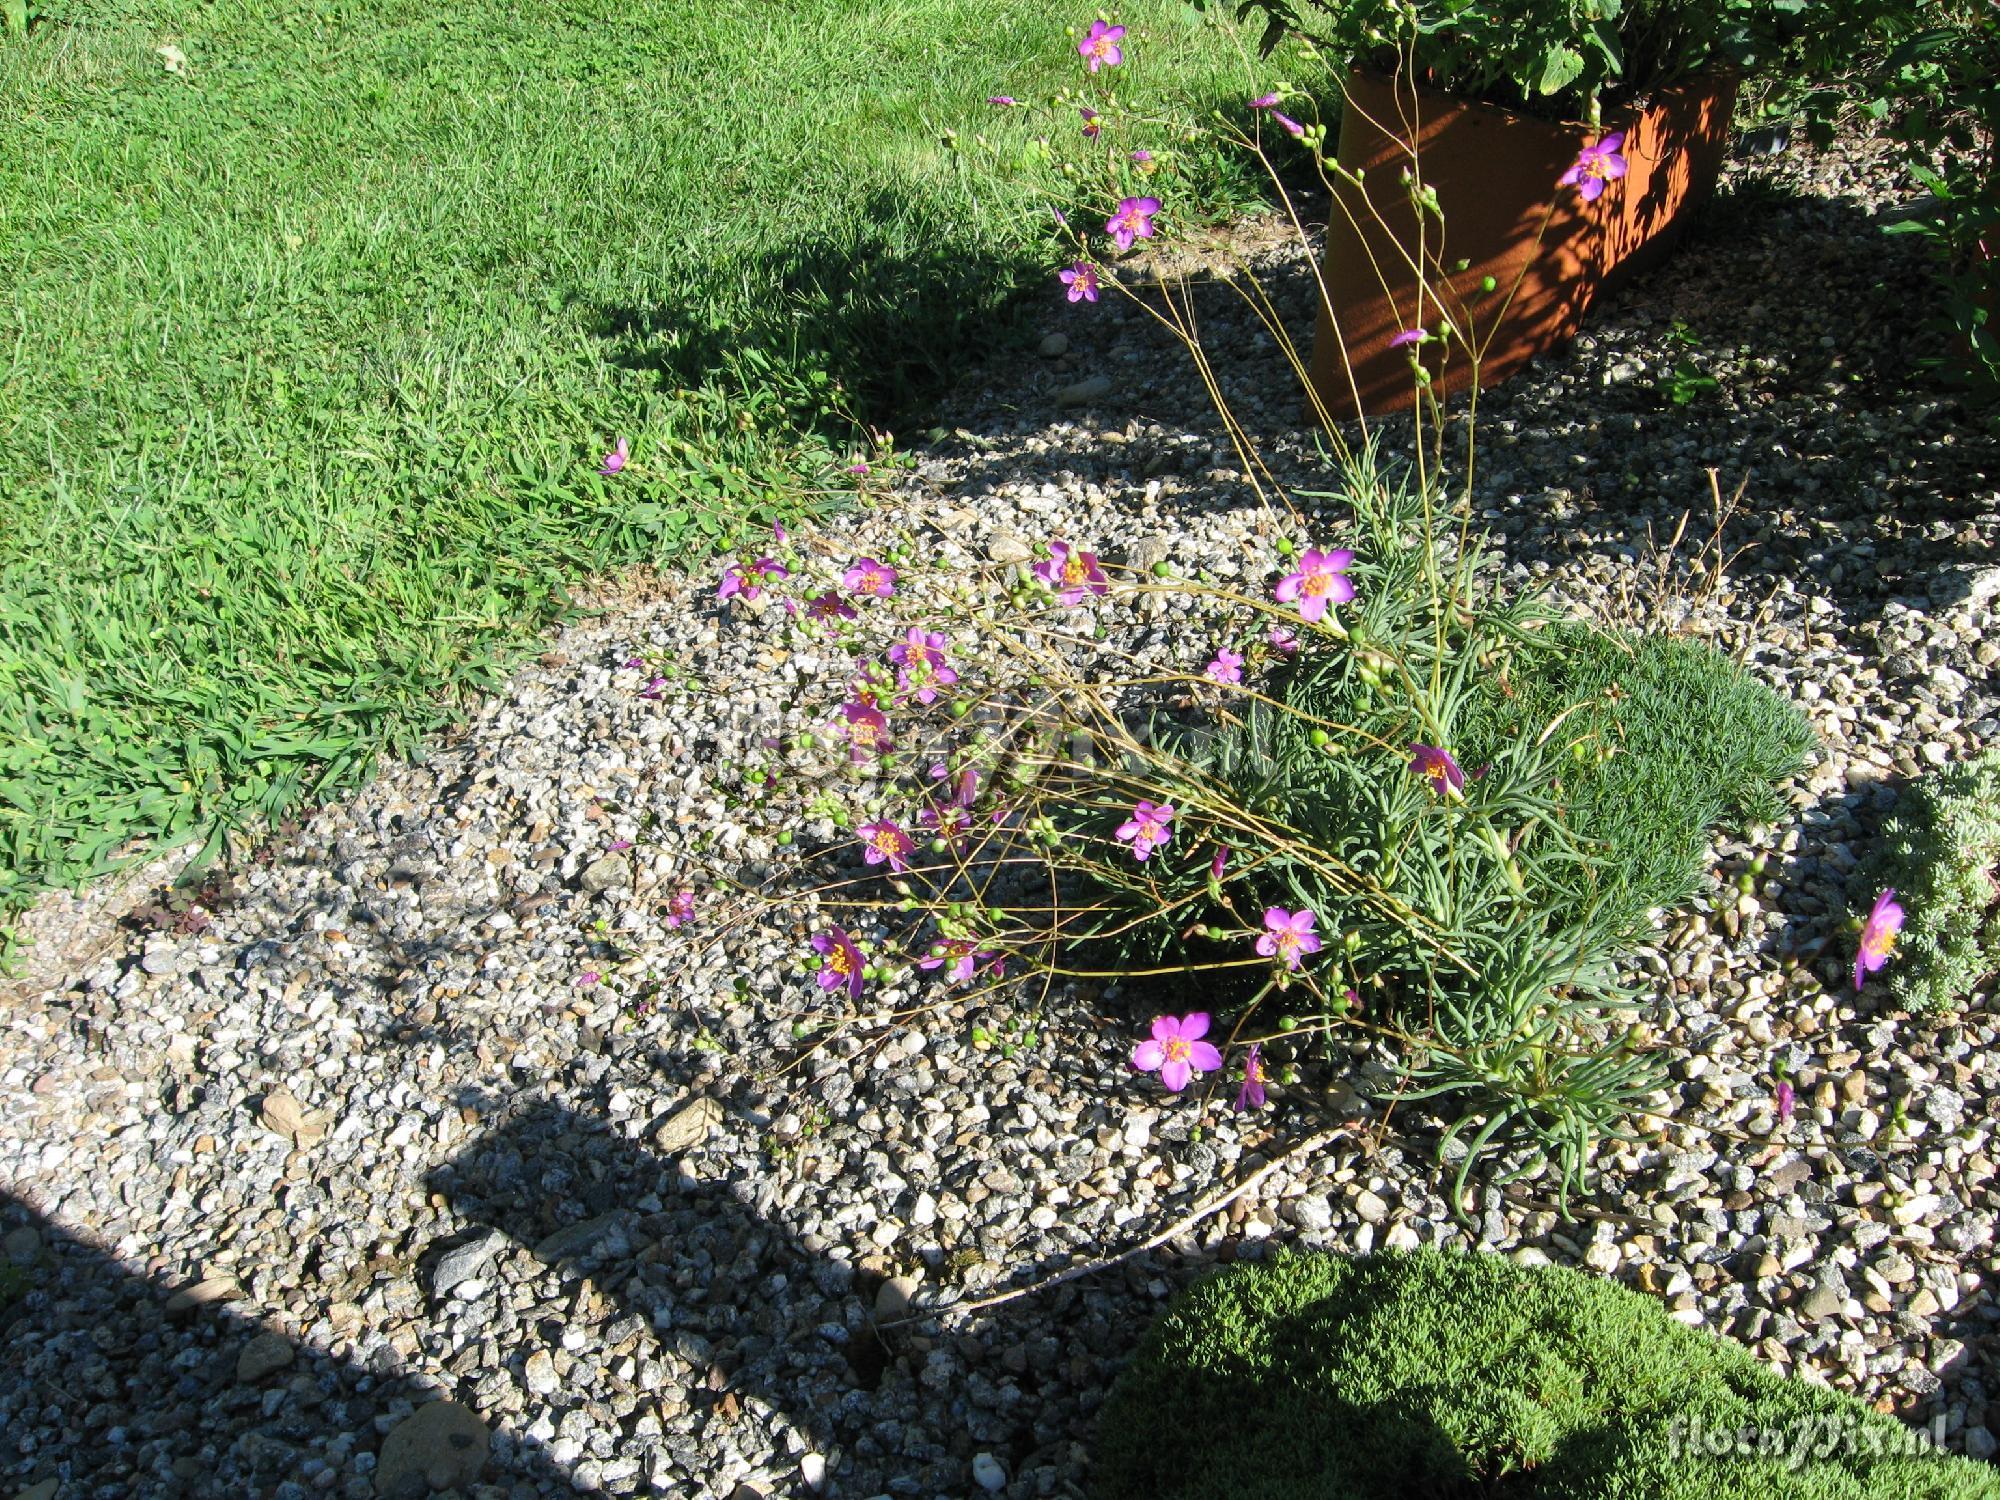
[988,95,1018,106]
[1389,326,1427,349]
[1255,907,1323,971]
[1233,1043,1267,1113]
[1409,743,1466,795]
[838,699,892,759]
[1205,647,1243,685]
[1775,1079,1796,1124]
[888,626,959,704]
[577,970,600,988]
[807,591,858,623]
[843,557,898,598]
[1131,1012,1222,1092]
[919,937,1005,984]
[1059,261,1102,304]
[1273,547,1356,622]
[665,888,696,928]
[1079,19,1125,72]
[857,818,916,873]
[1560,131,1628,202]
[1210,846,1229,880]
[1115,800,1174,861]
[598,438,628,476]
[639,675,667,700]
[1269,111,1305,138]
[1854,888,1905,991]
[1035,540,1110,604]
[1105,195,1160,251]
[718,557,788,603]
[1079,106,1102,138]
[812,925,866,1001]
[1250,92,1281,109]
[1268,624,1300,653]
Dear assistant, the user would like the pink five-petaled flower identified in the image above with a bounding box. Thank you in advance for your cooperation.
[1560,131,1628,203]
[1389,326,1427,349]
[919,937,1005,984]
[1079,19,1125,72]
[843,557,898,598]
[1233,1043,1268,1113]
[1056,262,1104,304]
[1059,262,1101,304]
[1255,906,1323,972]
[807,590,858,623]
[718,557,788,603]
[857,817,916,873]
[1105,195,1160,252]
[1205,647,1243,685]
[812,926,866,1002]
[1035,540,1110,604]
[839,699,892,760]
[888,626,959,705]
[1131,1012,1222,1093]
[1079,106,1101,138]
[1273,547,1356,622]
[1775,1079,1796,1125]
[1854,888,1906,992]
[665,888,696,928]
[1409,743,1466,796]
[1268,624,1300,653]
[598,438,628,476]
[1115,799,1174,861]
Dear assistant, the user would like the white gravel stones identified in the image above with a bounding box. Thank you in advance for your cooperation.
[1,126,1996,1500]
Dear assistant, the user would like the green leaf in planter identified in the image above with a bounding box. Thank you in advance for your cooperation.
[1539,44,1584,96]
[1586,19,1622,73]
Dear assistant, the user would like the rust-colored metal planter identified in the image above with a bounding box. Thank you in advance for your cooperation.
[1309,69,1738,420]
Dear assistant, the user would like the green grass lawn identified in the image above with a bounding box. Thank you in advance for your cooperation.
[0,0,1277,910]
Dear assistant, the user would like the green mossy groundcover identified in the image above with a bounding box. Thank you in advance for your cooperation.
[1864,747,2000,1015]
[1095,1249,1998,1500]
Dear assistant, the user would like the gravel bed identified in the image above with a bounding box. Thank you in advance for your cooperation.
[3,129,1999,1500]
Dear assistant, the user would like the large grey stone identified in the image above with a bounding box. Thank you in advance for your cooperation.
[374,1399,489,1497]
[532,1212,630,1265]
[429,1230,503,1299]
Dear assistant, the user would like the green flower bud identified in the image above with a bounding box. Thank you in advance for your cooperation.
[1151,560,1173,577]
[1309,728,1330,748]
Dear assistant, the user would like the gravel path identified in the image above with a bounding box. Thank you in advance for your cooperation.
[4,130,1999,1500]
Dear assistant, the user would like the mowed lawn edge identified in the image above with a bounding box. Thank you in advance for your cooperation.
[0,0,1277,912]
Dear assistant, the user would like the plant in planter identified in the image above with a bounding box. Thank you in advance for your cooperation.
[1203,0,1806,415]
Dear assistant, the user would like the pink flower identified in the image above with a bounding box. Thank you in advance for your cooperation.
[1079,106,1101,138]
[639,675,667,700]
[608,839,633,852]
[1204,647,1243,685]
[812,926,866,1001]
[919,937,1004,984]
[888,626,959,704]
[988,95,1019,106]
[1268,111,1305,139]
[1233,1043,1267,1113]
[1129,148,1153,166]
[857,818,916,873]
[1078,19,1126,72]
[1105,195,1160,251]
[1560,131,1628,202]
[838,699,892,760]
[577,970,600,988]
[1210,846,1229,880]
[848,460,871,476]
[1268,624,1300,653]
[1115,800,1174,861]
[598,438,628,476]
[1854,888,1905,991]
[1409,743,1466,795]
[718,557,788,603]
[1255,907,1323,972]
[1389,326,1427,349]
[1131,1012,1222,1092]
[621,655,645,670]
[1250,92,1281,109]
[1775,1079,1796,1124]
[1034,540,1110,604]
[1059,262,1101,303]
[1273,547,1356,622]
[807,591,858,623]
[665,889,696,928]
[771,522,788,544]
[843,557,898,598]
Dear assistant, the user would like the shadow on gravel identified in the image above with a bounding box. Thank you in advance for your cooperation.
[432,1096,1155,1496]
[0,1190,580,1499]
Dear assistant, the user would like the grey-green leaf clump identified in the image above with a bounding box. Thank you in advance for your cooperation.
[1094,1248,2000,1500]
[1866,747,2000,1015]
